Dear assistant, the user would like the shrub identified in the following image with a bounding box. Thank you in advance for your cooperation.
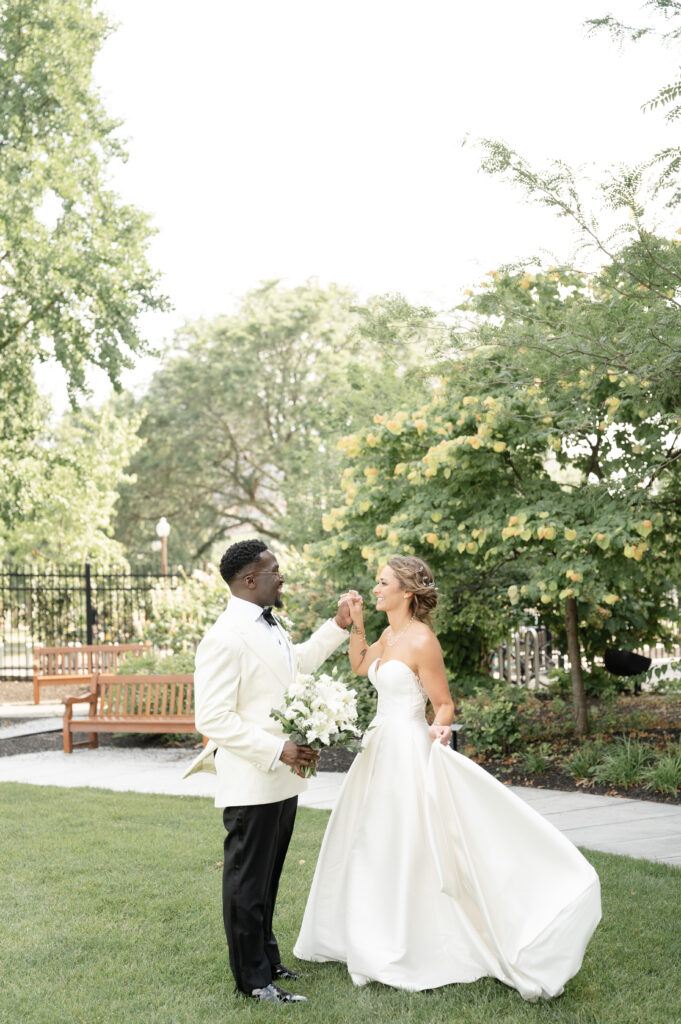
[450,671,498,699]
[591,736,652,787]
[458,682,527,758]
[520,742,554,774]
[135,566,227,654]
[633,660,681,695]
[642,746,681,796]
[116,650,196,674]
[563,739,608,780]
[547,666,630,700]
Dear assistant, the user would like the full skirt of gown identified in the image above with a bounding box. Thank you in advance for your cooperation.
[293,659,601,1001]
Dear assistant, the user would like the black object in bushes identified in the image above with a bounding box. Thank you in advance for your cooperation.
[604,649,651,677]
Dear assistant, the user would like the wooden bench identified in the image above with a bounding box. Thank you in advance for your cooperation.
[33,643,149,704]
[62,673,199,753]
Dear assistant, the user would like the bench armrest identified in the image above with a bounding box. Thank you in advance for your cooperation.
[63,692,97,721]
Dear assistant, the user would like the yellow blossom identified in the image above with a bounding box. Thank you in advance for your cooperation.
[338,435,362,457]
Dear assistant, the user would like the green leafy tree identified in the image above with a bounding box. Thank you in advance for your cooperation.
[313,253,681,734]
[114,282,431,565]
[0,0,167,402]
[0,0,167,561]
[587,0,681,205]
[0,403,142,564]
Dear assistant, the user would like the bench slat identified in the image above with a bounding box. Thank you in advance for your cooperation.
[33,643,148,704]
[62,673,197,752]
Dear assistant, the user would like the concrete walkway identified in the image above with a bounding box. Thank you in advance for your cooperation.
[1,703,680,868]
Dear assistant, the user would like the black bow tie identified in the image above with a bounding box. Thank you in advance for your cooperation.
[262,607,278,627]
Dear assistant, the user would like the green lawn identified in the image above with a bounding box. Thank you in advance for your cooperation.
[1,783,679,1024]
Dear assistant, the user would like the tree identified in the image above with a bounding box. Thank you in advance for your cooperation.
[587,0,681,205]
[0,403,142,564]
[0,0,167,403]
[114,282,431,566]
[0,0,167,560]
[312,254,681,734]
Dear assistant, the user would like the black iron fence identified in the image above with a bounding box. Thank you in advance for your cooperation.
[0,564,177,681]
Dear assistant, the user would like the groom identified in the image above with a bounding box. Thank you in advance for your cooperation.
[185,539,350,1004]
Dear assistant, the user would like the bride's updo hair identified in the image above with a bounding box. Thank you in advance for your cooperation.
[387,555,438,624]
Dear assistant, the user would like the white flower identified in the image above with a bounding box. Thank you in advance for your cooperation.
[271,670,360,764]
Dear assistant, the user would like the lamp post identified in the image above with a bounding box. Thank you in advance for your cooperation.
[155,517,171,578]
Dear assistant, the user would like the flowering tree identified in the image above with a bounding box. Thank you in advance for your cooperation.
[314,254,681,734]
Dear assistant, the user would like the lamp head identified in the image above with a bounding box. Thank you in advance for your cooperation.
[155,517,171,539]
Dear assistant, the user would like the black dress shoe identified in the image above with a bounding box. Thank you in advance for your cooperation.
[245,982,308,1003]
[273,963,306,981]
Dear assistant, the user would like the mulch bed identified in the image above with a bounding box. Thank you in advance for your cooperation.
[476,693,681,806]
[478,753,681,806]
[0,726,204,758]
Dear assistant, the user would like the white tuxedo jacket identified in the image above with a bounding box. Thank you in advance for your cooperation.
[183,603,347,807]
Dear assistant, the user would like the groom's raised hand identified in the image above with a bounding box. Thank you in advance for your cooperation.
[334,595,354,629]
[337,591,364,630]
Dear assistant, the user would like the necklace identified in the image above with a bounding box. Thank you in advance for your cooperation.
[386,615,415,647]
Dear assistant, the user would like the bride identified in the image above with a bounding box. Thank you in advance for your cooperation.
[293,555,601,1000]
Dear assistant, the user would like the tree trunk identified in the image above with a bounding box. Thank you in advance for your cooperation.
[564,596,588,735]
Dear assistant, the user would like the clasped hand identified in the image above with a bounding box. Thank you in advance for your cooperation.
[337,590,364,629]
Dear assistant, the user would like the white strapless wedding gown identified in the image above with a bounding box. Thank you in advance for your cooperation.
[293,659,601,1001]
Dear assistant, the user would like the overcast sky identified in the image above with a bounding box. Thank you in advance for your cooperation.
[40,0,680,407]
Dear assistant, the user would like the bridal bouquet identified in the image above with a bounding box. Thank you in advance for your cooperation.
[270,672,362,777]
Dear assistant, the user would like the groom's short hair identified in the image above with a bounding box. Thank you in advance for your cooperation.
[220,539,269,584]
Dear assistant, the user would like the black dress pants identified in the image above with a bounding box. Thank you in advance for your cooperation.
[222,796,298,993]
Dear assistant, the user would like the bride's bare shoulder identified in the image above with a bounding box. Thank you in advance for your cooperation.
[409,623,443,655]
[411,621,439,644]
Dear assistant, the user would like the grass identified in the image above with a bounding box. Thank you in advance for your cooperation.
[1,784,680,1024]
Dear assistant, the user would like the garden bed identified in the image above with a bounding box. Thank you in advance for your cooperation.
[471,693,681,806]
[479,748,681,805]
